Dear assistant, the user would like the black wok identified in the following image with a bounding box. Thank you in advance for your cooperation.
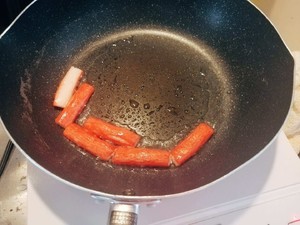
[0,0,294,224]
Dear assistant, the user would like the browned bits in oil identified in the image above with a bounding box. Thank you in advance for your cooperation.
[129,99,139,108]
[122,189,136,196]
[156,104,163,111]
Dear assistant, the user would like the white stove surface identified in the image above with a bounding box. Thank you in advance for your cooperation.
[27,131,300,225]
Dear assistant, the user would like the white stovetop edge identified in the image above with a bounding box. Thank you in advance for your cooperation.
[27,131,300,225]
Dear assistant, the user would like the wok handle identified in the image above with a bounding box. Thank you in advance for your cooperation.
[108,203,139,225]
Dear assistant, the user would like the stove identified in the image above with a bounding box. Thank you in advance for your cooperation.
[24,131,300,225]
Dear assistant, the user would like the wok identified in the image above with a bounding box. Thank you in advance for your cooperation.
[0,0,294,224]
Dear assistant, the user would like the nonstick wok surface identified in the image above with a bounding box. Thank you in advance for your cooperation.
[0,0,294,197]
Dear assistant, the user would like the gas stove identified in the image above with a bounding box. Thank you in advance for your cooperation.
[24,130,300,225]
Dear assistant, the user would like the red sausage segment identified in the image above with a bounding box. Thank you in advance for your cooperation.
[112,146,171,167]
[83,116,141,147]
[63,123,115,161]
[171,123,214,166]
[55,83,94,128]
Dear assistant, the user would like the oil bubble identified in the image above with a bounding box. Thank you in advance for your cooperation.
[144,103,150,109]
[167,107,177,115]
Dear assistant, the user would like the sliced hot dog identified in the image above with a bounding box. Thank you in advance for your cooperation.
[171,123,214,166]
[112,146,171,167]
[83,116,141,147]
[63,123,115,161]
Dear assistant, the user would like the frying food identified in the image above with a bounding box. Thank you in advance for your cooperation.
[170,123,214,166]
[54,67,214,167]
[64,123,115,161]
[112,146,171,167]
[55,83,94,128]
[83,116,141,147]
[53,66,83,108]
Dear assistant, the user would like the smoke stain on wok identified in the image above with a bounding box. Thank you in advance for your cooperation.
[73,29,234,150]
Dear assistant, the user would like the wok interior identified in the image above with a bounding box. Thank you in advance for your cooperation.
[0,0,294,197]
[73,29,232,149]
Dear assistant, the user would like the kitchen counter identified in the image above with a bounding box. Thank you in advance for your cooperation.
[0,1,299,224]
[0,126,27,225]
[252,0,300,51]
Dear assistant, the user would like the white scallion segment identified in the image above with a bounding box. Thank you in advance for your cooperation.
[53,66,83,108]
